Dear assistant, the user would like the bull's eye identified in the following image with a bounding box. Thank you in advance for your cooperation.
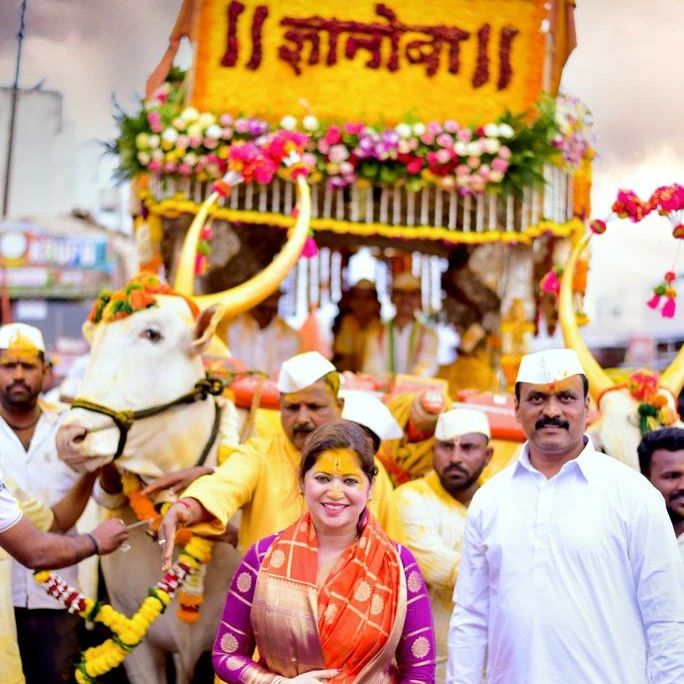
[141,328,163,343]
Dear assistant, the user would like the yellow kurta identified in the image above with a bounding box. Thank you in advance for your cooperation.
[185,428,403,552]
[379,392,442,486]
[393,471,468,676]
[1,479,55,684]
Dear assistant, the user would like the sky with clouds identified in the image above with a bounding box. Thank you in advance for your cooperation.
[1,0,683,338]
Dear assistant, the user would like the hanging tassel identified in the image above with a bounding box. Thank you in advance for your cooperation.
[301,231,318,259]
[540,266,563,295]
[647,271,677,317]
[673,224,684,239]
[662,291,676,318]
[589,219,607,235]
[647,291,662,309]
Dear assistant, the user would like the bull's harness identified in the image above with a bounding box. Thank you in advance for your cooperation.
[70,376,225,464]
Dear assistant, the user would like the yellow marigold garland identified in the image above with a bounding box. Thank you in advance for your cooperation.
[33,472,215,681]
[34,535,212,683]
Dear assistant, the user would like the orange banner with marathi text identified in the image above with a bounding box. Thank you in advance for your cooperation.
[190,0,548,124]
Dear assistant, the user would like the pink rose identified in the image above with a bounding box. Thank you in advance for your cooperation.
[148,160,162,173]
[491,157,509,173]
[178,163,192,176]
[457,129,472,142]
[498,146,511,160]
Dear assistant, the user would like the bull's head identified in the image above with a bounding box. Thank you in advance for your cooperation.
[57,177,312,474]
[559,234,684,469]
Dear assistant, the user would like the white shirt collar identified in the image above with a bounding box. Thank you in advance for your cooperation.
[515,436,596,482]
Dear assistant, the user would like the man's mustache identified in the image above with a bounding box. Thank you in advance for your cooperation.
[8,381,30,391]
[444,463,469,477]
[535,417,570,430]
[293,424,315,434]
[668,490,684,503]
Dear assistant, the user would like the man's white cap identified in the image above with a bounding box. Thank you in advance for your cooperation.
[277,351,337,393]
[0,323,46,352]
[341,390,404,441]
[435,408,491,441]
[516,348,585,385]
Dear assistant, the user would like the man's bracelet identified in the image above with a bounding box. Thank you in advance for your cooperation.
[85,533,100,556]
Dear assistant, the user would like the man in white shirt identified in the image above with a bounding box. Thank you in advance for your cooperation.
[225,291,300,377]
[448,348,684,684]
[395,408,492,680]
[638,427,684,563]
[0,323,83,684]
[0,468,128,684]
[362,272,438,379]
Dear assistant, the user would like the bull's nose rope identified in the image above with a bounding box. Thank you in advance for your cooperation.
[33,534,213,683]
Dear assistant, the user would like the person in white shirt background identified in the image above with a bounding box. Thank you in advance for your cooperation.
[225,290,300,378]
[448,348,684,684]
[638,427,684,563]
[362,272,438,379]
[0,323,92,684]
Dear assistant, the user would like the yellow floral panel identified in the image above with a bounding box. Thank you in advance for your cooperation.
[191,0,548,124]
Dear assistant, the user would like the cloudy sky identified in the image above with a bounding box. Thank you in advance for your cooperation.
[1,0,683,337]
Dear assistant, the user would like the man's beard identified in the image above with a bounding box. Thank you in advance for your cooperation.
[438,463,485,496]
[2,383,41,410]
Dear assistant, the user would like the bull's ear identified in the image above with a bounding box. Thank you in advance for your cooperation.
[190,303,225,355]
[82,320,97,344]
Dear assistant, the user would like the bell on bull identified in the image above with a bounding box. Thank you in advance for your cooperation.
[559,233,684,469]
[54,175,313,684]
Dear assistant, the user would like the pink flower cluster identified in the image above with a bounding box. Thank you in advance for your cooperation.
[551,95,593,167]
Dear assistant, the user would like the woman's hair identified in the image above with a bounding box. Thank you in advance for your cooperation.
[300,420,378,482]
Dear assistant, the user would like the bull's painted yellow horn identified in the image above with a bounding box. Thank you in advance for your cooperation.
[559,232,614,400]
[174,175,311,317]
[659,345,684,396]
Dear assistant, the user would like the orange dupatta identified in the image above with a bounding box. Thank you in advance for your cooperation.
[251,512,402,683]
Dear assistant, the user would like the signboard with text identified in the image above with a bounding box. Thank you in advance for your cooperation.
[191,0,548,125]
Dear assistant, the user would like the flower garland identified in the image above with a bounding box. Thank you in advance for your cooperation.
[34,535,212,683]
[589,184,684,318]
[113,73,591,198]
[121,473,208,624]
[627,370,678,435]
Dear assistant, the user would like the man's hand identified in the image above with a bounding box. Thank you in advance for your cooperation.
[157,502,193,571]
[89,519,129,555]
[140,466,214,497]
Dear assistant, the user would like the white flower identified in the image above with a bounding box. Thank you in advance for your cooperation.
[302,115,319,131]
[395,123,412,139]
[137,151,150,165]
[412,122,426,136]
[135,133,149,149]
[180,107,199,123]
[183,152,198,165]
[161,128,179,145]
[489,170,504,183]
[455,141,468,156]
[198,112,216,127]
[483,138,500,154]
[147,134,160,149]
[205,124,222,140]
[340,161,354,175]
[497,123,514,138]
[280,115,297,131]
[186,123,202,139]
[483,123,499,138]
[466,141,482,157]
[172,117,187,131]
[151,149,164,161]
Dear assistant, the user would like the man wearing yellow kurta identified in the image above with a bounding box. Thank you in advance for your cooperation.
[393,408,492,680]
[158,352,404,560]
[379,388,450,486]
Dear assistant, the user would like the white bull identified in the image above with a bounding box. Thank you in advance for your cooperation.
[57,296,241,684]
[55,176,313,683]
[559,233,684,469]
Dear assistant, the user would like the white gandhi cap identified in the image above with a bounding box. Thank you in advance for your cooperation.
[277,351,337,393]
[341,391,404,441]
[516,348,585,385]
[0,323,46,352]
[435,408,491,441]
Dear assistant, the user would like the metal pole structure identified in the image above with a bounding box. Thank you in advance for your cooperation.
[2,0,28,218]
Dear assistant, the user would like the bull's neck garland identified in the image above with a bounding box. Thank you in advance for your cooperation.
[34,472,214,682]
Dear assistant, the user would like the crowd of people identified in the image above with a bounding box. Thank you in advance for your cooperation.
[0,314,683,683]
